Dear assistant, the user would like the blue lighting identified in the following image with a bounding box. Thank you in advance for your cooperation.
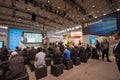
[9,29,23,50]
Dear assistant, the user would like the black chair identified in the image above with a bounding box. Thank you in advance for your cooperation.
[73,57,81,65]
[45,58,51,66]
[35,66,47,80]
[80,53,88,63]
[51,64,64,77]
[13,73,29,80]
[64,60,73,70]
[91,48,99,60]
[28,60,35,71]
[91,52,99,60]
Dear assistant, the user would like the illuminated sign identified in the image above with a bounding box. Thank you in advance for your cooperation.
[71,32,82,38]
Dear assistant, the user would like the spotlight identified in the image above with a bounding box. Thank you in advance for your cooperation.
[117,9,120,11]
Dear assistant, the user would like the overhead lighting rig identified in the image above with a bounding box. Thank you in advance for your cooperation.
[24,0,77,23]
[64,0,87,15]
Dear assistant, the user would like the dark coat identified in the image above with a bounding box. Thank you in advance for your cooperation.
[71,47,78,60]
[113,41,120,58]
[6,55,26,79]
[53,52,62,65]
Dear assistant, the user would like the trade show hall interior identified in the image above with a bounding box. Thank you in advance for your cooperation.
[0,0,120,80]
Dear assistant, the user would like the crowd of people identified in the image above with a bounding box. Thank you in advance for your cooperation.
[0,31,120,80]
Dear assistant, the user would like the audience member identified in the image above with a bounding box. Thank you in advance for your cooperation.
[71,45,78,60]
[53,47,62,65]
[6,51,27,80]
[113,31,120,72]
[34,47,46,68]
[63,46,71,61]
[95,40,101,56]
[101,39,111,62]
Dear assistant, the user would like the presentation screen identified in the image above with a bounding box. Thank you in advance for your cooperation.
[24,33,42,43]
[0,41,3,48]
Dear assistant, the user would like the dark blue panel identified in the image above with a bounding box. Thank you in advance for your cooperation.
[83,18,117,36]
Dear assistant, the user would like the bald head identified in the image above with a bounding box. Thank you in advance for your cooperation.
[11,51,18,57]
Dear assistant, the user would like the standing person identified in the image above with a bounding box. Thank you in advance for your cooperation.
[95,40,101,56]
[101,39,111,62]
[113,31,120,72]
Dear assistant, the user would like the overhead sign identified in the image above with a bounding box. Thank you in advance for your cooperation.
[71,32,82,38]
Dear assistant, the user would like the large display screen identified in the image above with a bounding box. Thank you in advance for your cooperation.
[83,18,117,36]
[24,33,42,43]
[0,41,3,48]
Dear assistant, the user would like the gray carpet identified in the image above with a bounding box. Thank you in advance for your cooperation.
[26,56,120,80]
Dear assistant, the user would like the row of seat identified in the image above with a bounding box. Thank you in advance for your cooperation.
[28,54,99,80]
[34,57,81,80]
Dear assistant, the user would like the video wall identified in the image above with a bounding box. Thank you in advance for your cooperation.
[9,28,43,50]
[24,33,42,43]
[83,18,117,36]
[0,41,3,48]
[89,36,96,45]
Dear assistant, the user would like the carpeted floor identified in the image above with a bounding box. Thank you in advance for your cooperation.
[26,56,120,80]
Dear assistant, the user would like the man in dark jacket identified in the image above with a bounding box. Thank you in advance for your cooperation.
[71,45,78,60]
[113,31,120,72]
[53,47,62,65]
[6,51,27,80]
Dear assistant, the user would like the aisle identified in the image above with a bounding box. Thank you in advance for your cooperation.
[27,56,120,80]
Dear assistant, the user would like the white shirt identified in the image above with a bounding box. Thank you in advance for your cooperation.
[35,51,46,68]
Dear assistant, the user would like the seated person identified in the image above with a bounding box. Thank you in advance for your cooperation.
[34,47,46,68]
[63,46,71,61]
[53,47,62,65]
[71,45,78,60]
[6,51,27,80]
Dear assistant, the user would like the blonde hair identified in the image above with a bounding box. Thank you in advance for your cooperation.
[64,45,67,49]
[55,47,60,53]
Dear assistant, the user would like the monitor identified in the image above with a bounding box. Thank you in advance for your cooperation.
[0,41,3,48]
[23,33,42,43]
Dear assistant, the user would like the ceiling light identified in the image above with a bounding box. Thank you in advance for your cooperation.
[72,27,75,30]
[104,13,106,15]
[92,5,95,8]
[94,16,97,18]
[117,9,120,11]
[27,8,30,11]
[58,7,60,9]
[69,28,72,30]
[75,26,79,29]
[97,11,99,13]
[79,25,82,28]
[67,29,70,31]
[48,0,50,3]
